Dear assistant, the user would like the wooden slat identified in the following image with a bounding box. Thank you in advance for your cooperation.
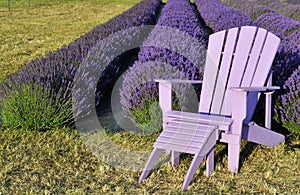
[166,121,217,131]
[199,30,226,114]
[158,132,207,143]
[162,127,210,138]
[166,111,233,126]
[156,135,204,146]
[246,32,280,121]
[251,32,280,86]
[230,86,280,92]
[211,28,239,115]
[229,26,257,86]
[159,82,172,120]
[221,26,257,116]
[166,120,229,132]
[241,28,267,87]
[155,79,203,84]
[153,142,200,154]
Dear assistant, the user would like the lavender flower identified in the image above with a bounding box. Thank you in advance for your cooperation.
[275,65,300,133]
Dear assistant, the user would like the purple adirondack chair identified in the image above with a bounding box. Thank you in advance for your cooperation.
[139,26,285,191]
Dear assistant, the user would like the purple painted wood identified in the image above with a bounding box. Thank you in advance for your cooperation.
[153,142,201,154]
[166,110,233,131]
[206,148,214,176]
[199,30,226,114]
[242,122,285,147]
[139,148,164,183]
[241,28,268,87]
[172,151,180,167]
[222,26,257,116]
[211,27,238,115]
[244,32,280,122]
[265,73,273,128]
[161,128,211,139]
[139,26,285,191]
[226,90,247,172]
[182,155,205,191]
[155,136,205,147]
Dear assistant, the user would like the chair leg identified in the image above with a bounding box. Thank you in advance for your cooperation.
[172,151,180,167]
[166,149,171,155]
[227,142,240,173]
[182,154,205,191]
[206,147,214,176]
[139,148,164,183]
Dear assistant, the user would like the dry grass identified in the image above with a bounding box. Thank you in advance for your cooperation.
[0,128,299,194]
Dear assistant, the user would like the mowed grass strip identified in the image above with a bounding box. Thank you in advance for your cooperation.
[0,0,139,82]
[0,128,299,193]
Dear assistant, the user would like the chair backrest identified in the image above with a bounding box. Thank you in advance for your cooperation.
[199,26,280,118]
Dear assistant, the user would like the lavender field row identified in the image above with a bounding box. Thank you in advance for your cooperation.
[0,0,162,130]
[120,0,208,133]
[0,0,298,133]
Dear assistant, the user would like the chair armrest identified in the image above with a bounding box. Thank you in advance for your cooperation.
[156,79,202,120]
[229,86,280,92]
[230,86,280,129]
[155,79,203,84]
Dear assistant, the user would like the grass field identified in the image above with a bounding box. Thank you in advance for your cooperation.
[0,0,300,194]
[0,0,139,82]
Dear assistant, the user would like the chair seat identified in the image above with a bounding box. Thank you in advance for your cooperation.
[166,110,233,131]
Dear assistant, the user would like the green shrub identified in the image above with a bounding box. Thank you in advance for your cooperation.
[131,99,163,135]
[1,83,73,131]
[130,91,185,135]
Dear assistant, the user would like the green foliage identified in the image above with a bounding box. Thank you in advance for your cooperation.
[1,83,73,131]
[283,122,300,135]
[131,100,163,134]
[275,98,300,135]
[130,94,182,135]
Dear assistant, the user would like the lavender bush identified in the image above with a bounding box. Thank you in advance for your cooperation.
[0,0,162,131]
[121,61,197,134]
[195,0,253,32]
[275,65,300,134]
[120,0,207,133]
[1,82,73,131]
[254,14,300,134]
[249,0,300,21]
[223,0,276,20]
[287,29,300,50]
[286,0,300,5]
[255,13,300,38]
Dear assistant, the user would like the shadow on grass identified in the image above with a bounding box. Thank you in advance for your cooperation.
[181,139,259,187]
